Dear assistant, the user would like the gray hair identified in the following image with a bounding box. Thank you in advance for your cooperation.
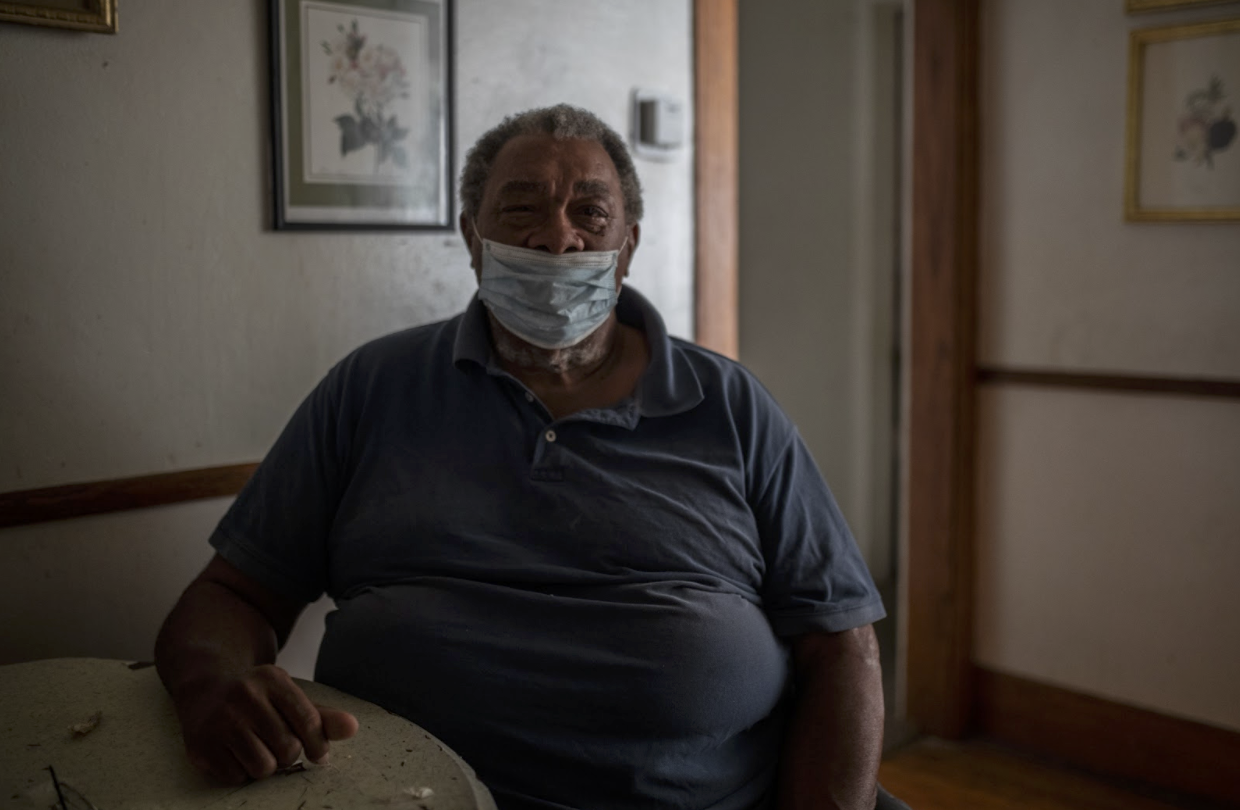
[459,104,644,223]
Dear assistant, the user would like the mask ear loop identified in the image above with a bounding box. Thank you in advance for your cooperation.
[615,234,632,297]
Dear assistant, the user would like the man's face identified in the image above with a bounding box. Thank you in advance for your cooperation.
[461,133,639,291]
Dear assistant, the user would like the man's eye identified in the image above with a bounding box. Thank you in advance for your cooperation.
[579,206,608,219]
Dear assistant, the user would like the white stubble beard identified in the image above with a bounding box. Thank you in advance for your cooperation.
[487,312,611,375]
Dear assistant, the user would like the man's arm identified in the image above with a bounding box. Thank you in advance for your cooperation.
[775,624,885,810]
[155,554,358,784]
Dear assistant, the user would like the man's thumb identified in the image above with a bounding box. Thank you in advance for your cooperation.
[317,705,360,741]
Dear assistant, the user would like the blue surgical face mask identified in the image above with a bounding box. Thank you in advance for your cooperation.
[475,234,625,350]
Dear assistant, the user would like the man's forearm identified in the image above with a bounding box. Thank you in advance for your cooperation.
[155,578,282,701]
[776,625,885,810]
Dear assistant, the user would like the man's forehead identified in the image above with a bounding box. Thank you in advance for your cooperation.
[485,135,621,197]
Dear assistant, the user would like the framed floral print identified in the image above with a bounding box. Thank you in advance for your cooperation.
[270,0,454,230]
[1125,17,1240,221]
[0,0,117,33]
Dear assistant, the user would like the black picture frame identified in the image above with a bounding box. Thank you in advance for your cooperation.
[269,0,454,231]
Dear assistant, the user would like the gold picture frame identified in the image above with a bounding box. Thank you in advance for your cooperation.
[1125,18,1240,221]
[1127,0,1238,12]
[0,0,117,33]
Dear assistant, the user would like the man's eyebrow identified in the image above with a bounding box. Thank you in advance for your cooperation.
[496,180,548,196]
[574,180,614,198]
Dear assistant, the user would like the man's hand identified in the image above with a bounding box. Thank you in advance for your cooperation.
[175,664,359,784]
[156,554,358,785]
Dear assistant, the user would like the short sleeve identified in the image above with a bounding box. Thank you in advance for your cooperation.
[752,430,886,637]
[209,360,352,604]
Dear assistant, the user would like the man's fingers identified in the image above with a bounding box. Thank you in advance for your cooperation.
[269,679,328,763]
[189,748,248,786]
[228,730,280,781]
[317,705,360,742]
[250,701,308,768]
[176,667,358,781]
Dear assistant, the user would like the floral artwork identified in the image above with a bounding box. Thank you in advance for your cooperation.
[1126,18,1240,220]
[272,0,451,229]
[1174,76,1237,168]
[322,20,413,171]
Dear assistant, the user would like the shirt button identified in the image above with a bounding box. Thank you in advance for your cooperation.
[545,429,557,443]
[525,392,534,402]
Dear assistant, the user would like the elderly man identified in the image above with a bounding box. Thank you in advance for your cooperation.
[156,104,899,810]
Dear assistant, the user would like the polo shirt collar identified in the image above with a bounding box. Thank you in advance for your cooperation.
[451,287,703,418]
[451,293,494,369]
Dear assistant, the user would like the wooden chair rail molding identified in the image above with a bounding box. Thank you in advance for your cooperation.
[977,366,1240,400]
[976,666,1240,807]
[0,463,258,530]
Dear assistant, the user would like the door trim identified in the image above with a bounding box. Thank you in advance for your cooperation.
[904,0,981,738]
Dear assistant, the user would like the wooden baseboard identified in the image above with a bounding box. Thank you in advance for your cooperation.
[975,666,1240,807]
[0,463,258,530]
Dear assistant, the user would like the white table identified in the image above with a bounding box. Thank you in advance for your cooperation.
[1,658,496,810]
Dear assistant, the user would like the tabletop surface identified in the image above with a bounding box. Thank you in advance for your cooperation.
[0,657,496,810]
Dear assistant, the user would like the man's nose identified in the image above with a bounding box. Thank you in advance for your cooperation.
[527,210,584,254]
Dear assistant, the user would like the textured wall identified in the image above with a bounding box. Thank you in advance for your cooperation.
[0,0,693,672]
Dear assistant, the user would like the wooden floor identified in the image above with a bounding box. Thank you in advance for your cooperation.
[878,739,1223,810]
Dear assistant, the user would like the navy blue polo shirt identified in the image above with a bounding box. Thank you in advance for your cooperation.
[210,288,884,810]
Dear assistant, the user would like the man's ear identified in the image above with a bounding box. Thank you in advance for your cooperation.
[460,213,479,272]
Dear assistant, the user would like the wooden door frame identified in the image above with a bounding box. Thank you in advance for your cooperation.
[693,0,983,739]
[691,0,980,739]
[693,0,739,359]
[904,0,980,738]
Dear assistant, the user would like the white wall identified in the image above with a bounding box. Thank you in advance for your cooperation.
[976,0,1240,732]
[976,386,1240,730]
[738,0,904,582]
[0,0,694,674]
[979,2,1240,380]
